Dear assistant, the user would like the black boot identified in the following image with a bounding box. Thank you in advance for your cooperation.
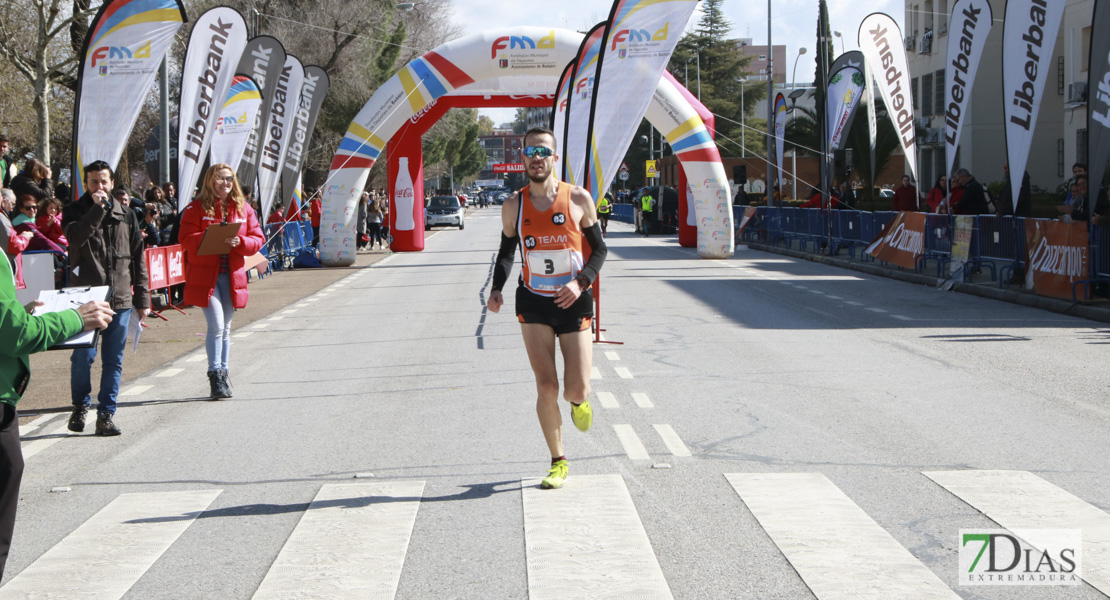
[208,370,231,399]
[219,369,233,398]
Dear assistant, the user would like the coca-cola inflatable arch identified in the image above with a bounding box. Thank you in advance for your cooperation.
[319,27,733,266]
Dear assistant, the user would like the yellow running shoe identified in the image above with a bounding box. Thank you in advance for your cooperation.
[571,399,593,432]
[541,459,569,489]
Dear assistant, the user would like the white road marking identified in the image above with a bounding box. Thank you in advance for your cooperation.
[121,385,152,396]
[596,392,619,409]
[809,290,826,295]
[282,310,297,315]
[613,425,650,460]
[925,470,1110,595]
[605,351,620,361]
[156,368,183,378]
[0,490,222,598]
[795,286,810,291]
[523,474,672,599]
[892,315,913,321]
[845,301,864,306]
[614,367,633,379]
[826,295,843,300]
[867,308,887,313]
[295,303,309,308]
[233,332,254,339]
[21,422,74,460]
[252,482,424,600]
[631,393,654,408]
[18,414,58,436]
[267,316,284,322]
[252,322,270,330]
[653,425,691,457]
[590,367,601,380]
[726,473,959,600]
[185,355,206,363]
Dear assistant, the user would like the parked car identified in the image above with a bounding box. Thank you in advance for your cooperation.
[425,196,465,230]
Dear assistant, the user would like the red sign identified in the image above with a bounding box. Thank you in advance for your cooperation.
[865,212,927,270]
[1025,219,1089,299]
[165,245,185,286]
[493,163,525,173]
[145,247,168,291]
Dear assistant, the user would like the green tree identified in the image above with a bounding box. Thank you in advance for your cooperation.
[511,108,528,135]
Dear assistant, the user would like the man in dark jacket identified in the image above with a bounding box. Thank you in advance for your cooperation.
[61,160,150,436]
[997,162,1031,217]
[952,169,991,215]
[891,175,919,211]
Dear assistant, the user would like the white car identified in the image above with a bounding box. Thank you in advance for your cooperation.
[425,196,465,230]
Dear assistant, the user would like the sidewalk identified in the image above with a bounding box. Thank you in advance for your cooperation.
[18,248,392,419]
[744,240,1110,325]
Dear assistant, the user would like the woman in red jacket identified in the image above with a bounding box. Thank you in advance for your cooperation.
[179,164,265,398]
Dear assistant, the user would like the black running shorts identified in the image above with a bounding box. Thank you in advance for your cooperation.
[515,286,593,335]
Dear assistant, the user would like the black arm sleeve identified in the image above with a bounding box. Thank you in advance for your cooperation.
[491,233,518,292]
[578,222,607,285]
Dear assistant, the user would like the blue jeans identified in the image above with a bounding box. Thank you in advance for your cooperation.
[203,274,234,372]
[71,308,131,416]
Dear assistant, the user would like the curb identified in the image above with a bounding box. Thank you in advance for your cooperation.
[745,242,1110,325]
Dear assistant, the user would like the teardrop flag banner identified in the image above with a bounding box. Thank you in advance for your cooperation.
[774,93,787,190]
[73,0,186,200]
[1003,0,1064,211]
[562,23,607,187]
[176,6,248,207]
[827,66,865,151]
[235,36,287,196]
[1088,0,1110,230]
[858,13,918,183]
[552,59,577,168]
[944,0,993,183]
[280,66,330,218]
[255,54,305,218]
[209,74,262,172]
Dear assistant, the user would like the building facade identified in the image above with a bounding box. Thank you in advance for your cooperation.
[735,39,787,84]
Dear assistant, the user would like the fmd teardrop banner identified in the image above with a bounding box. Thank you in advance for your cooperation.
[563,23,607,187]
[176,6,248,208]
[552,59,577,163]
[209,75,262,171]
[73,0,186,199]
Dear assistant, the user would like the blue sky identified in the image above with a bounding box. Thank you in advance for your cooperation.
[445,0,906,125]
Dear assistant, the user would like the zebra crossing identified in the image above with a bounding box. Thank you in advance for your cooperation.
[1,469,1106,599]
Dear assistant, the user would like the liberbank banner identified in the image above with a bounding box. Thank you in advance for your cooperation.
[858,13,918,184]
[1087,0,1110,211]
[280,66,330,217]
[73,0,186,199]
[209,75,262,171]
[255,54,305,218]
[865,211,927,270]
[1003,0,1064,213]
[563,23,607,187]
[944,0,993,181]
[1025,220,1089,299]
[176,6,247,207]
[583,0,699,200]
[235,36,287,194]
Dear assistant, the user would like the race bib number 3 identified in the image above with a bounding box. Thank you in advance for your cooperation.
[526,249,574,292]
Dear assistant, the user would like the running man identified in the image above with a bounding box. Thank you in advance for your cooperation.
[487,127,608,489]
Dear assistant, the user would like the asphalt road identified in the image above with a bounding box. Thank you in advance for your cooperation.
[4,206,1109,600]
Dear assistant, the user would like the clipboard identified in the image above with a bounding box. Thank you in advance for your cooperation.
[197,223,242,256]
[32,286,111,350]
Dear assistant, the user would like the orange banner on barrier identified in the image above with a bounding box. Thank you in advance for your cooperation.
[1025,219,1089,299]
[736,207,758,236]
[865,212,927,270]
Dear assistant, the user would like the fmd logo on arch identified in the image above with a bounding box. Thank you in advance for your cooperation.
[490,31,556,59]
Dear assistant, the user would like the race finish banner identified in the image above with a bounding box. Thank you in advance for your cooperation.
[73,0,187,200]
[1003,0,1065,213]
[176,6,248,208]
[582,0,699,202]
[255,54,305,218]
[1025,219,1089,299]
[944,0,994,182]
[279,66,330,218]
[562,23,607,187]
[235,36,287,196]
[551,59,577,161]
[774,93,787,190]
[865,211,927,270]
[858,13,918,183]
[827,64,865,151]
[209,75,262,171]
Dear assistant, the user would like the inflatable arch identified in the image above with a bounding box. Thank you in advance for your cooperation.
[319,27,734,266]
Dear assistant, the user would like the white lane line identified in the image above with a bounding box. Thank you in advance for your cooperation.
[251,322,270,330]
[252,482,424,600]
[590,367,601,380]
[826,295,843,300]
[121,385,152,396]
[613,425,650,460]
[233,331,254,339]
[614,367,633,380]
[523,474,672,599]
[925,470,1110,594]
[18,414,58,436]
[156,368,183,378]
[808,290,826,295]
[0,490,222,598]
[267,316,284,322]
[282,310,297,315]
[892,315,913,321]
[21,422,73,460]
[653,425,691,457]
[866,308,887,314]
[295,303,309,308]
[304,298,318,303]
[726,473,959,600]
[605,351,620,361]
[185,355,206,363]
[596,392,620,409]
[845,301,864,306]
[631,393,654,409]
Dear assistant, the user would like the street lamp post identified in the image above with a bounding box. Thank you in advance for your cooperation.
[684,52,701,100]
[833,31,845,55]
[791,47,808,89]
[739,77,746,158]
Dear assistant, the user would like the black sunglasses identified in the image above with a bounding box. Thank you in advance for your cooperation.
[21,205,37,212]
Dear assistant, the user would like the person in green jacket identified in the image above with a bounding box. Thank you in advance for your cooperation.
[0,247,113,578]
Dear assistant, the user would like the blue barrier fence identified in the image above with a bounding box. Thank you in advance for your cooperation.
[737,207,1110,298]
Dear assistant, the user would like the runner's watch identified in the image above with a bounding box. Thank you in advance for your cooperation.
[575,274,591,289]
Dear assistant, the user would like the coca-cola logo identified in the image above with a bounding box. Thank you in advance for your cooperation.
[410,99,438,124]
[397,187,414,199]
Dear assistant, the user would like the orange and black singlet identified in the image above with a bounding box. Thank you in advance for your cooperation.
[517,183,591,297]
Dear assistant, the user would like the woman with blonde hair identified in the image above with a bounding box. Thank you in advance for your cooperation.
[178,164,265,398]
